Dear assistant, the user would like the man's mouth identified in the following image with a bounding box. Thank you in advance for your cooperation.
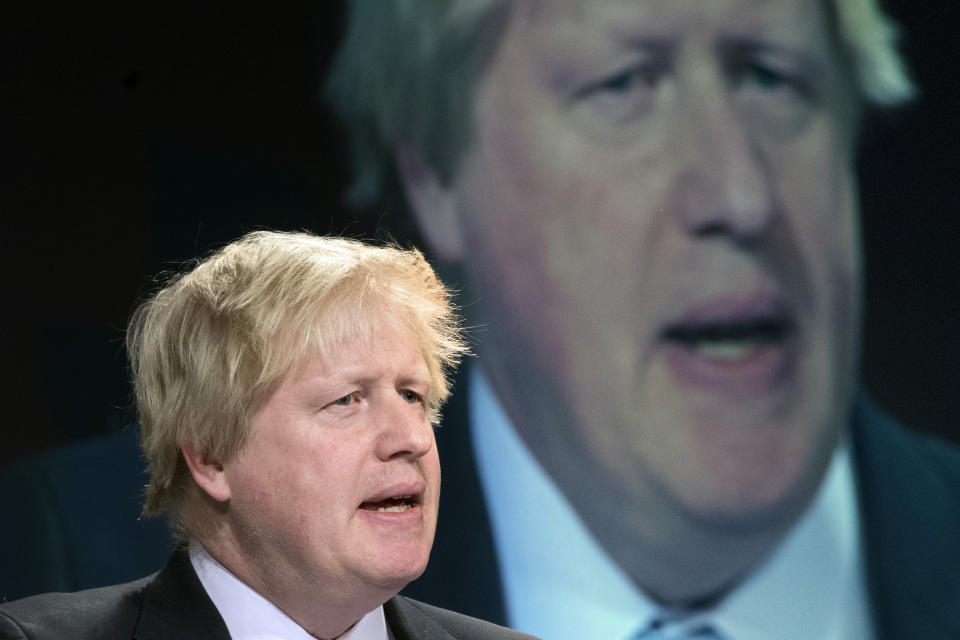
[662,317,792,360]
[659,293,798,394]
[360,495,418,513]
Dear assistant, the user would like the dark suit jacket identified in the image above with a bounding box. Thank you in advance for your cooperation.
[405,383,960,640]
[852,397,960,639]
[0,546,536,640]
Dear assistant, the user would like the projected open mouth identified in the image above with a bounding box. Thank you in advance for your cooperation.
[660,293,797,395]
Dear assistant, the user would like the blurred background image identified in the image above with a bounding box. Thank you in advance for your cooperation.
[2,0,959,628]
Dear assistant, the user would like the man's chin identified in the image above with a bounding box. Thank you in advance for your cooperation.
[674,465,825,537]
[362,554,432,593]
[659,393,840,535]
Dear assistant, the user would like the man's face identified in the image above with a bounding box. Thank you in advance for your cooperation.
[420,0,860,541]
[221,321,439,607]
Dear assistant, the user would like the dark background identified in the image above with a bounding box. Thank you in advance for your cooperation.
[1,0,959,468]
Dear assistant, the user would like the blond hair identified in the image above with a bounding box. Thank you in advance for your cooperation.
[326,0,915,208]
[127,230,467,525]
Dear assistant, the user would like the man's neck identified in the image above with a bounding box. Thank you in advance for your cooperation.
[470,365,872,638]
[190,530,390,639]
[575,459,833,606]
[471,364,830,605]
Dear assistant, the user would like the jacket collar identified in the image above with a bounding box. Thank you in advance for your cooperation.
[384,597,456,640]
[134,545,231,640]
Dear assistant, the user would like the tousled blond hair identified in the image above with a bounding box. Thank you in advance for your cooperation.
[127,230,467,526]
[326,0,915,208]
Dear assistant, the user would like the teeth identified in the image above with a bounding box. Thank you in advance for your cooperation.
[377,504,411,513]
[694,339,764,360]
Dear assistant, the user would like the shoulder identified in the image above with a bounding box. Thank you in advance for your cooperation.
[853,395,960,522]
[0,576,150,640]
[386,596,539,640]
[852,395,960,638]
[854,395,960,491]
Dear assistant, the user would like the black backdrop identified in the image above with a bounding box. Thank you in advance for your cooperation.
[2,0,959,467]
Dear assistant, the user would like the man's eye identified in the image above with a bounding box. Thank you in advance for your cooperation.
[400,389,424,405]
[576,62,664,125]
[745,62,787,90]
[730,56,817,139]
[598,65,660,94]
[331,393,357,407]
[736,59,813,101]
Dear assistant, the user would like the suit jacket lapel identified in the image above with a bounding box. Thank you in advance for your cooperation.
[134,545,231,640]
[852,395,960,640]
[385,597,456,640]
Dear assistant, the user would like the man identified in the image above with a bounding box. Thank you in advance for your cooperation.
[0,231,535,640]
[327,1,960,639]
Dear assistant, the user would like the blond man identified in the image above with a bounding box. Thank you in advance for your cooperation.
[0,231,536,640]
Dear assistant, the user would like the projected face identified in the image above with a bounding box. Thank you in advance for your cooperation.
[408,0,860,557]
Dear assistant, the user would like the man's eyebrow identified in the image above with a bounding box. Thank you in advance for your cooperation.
[396,374,431,390]
[577,17,676,60]
[545,36,675,92]
[334,372,429,389]
[716,36,826,75]
[616,37,675,61]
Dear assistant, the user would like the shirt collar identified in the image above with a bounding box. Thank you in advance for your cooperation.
[707,433,874,640]
[189,540,393,640]
[469,365,873,640]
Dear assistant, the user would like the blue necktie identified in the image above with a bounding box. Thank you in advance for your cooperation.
[633,620,726,639]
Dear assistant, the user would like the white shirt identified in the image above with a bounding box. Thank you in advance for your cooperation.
[469,366,875,640]
[189,540,393,640]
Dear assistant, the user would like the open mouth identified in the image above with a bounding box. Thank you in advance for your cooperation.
[659,294,798,394]
[662,317,793,360]
[359,494,419,513]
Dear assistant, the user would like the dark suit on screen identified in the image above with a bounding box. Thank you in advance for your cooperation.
[404,377,960,640]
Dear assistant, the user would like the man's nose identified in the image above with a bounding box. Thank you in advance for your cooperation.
[373,394,435,462]
[670,91,777,242]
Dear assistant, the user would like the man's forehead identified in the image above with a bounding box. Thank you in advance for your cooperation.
[290,321,427,380]
[508,0,831,50]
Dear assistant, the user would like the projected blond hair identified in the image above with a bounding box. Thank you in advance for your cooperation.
[326,0,914,208]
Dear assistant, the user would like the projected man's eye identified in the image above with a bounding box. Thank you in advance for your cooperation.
[746,62,789,90]
[741,60,812,100]
[577,62,664,124]
[728,54,818,139]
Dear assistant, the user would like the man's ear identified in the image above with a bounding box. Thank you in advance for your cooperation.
[394,142,465,261]
[181,442,232,503]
